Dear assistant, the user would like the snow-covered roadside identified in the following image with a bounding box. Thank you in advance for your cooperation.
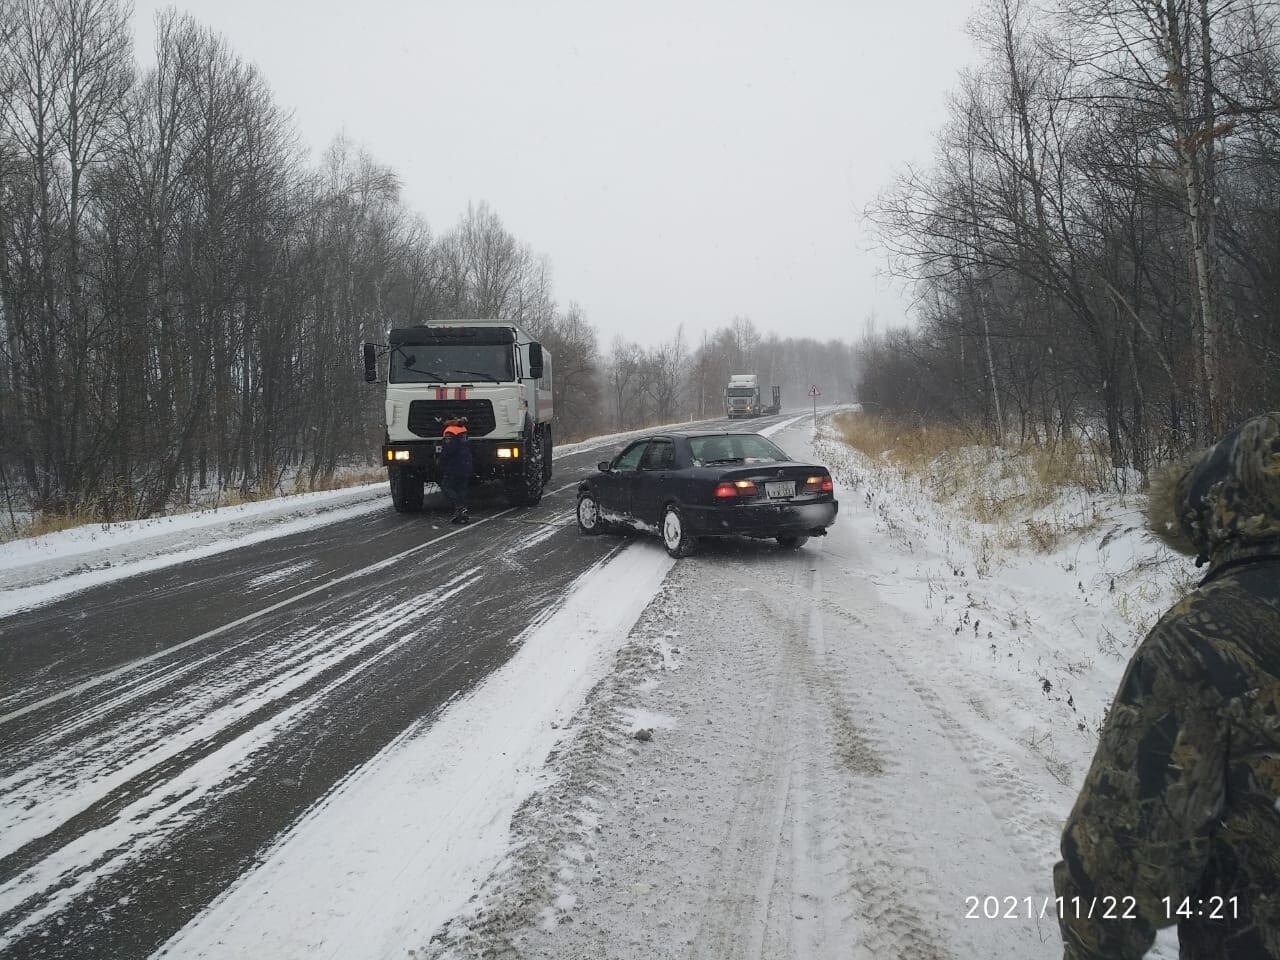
[421,415,1186,959]
[0,484,389,610]
[0,481,394,573]
[154,541,674,960]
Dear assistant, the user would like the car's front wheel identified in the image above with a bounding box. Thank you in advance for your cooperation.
[661,504,698,558]
[777,535,809,550]
[577,493,603,535]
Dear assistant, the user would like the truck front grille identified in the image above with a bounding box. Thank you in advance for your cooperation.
[407,400,497,437]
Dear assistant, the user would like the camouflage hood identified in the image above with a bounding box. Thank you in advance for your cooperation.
[1148,412,1280,565]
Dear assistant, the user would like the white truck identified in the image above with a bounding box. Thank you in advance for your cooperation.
[723,375,782,418]
[363,320,553,512]
[724,374,761,418]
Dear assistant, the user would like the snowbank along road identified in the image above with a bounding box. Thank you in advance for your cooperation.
[0,412,803,959]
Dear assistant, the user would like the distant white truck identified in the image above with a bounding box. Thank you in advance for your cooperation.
[724,374,760,418]
[363,320,553,512]
[723,375,781,418]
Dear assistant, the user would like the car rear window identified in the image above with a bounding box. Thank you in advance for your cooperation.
[689,434,789,465]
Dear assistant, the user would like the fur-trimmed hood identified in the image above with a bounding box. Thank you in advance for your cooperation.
[1147,412,1280,564]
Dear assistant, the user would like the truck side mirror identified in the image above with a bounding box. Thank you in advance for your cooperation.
[362,343,378,383]
[597,460,611,472]
[528,342,544,380]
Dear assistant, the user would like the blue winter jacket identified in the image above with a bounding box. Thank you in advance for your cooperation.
[439,428,473,482]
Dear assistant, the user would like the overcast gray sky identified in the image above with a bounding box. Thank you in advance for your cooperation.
[132,0,977,346]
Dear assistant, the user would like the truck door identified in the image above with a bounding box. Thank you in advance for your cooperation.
[634,438,676,526]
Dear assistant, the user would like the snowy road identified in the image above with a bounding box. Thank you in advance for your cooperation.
[1,409,1166,960]
[420,416,1179,960]
[0,413,798,959]
[425,423,1061,960]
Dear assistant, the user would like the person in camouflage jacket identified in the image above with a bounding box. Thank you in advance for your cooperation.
[1055,412,1280,959]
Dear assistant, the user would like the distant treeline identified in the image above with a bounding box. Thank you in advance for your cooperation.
[866,0,1280,475]
[0,0,856,520]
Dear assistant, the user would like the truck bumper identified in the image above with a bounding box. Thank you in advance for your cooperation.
[383,439,527,481]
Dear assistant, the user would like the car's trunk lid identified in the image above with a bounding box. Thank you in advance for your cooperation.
[713,463,828,501]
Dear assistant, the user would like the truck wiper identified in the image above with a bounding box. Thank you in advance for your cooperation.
[451,370,502,382]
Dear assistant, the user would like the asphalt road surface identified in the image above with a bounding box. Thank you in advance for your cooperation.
[0,413,799,960]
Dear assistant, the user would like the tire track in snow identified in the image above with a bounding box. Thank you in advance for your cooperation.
[0,571,479,871]
[686,560,803,959]
[0,511,514,728]
[810,553,1057,958]
[685,553,874,960]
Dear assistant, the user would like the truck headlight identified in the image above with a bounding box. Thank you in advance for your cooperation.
[393,450,411,461]
[497,447,520,459]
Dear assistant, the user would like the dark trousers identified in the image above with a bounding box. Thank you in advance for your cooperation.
[441,475,467,511]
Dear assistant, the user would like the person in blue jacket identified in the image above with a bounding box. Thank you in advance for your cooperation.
[438,417,472,524]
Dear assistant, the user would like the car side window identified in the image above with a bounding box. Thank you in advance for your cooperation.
[639,440,674,471]
[612,442,648,472]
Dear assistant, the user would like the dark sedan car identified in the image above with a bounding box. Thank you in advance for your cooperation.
[576,431,838,557]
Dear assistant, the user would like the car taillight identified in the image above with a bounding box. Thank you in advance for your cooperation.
[715,483,738,498]
[805,475,834,492]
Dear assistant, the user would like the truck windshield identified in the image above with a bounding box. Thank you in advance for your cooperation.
[390,344,513,383]
[726,388,756,397]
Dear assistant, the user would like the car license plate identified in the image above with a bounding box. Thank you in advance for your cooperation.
[765,481,794,499]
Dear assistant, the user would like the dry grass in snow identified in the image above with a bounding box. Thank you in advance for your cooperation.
[835,412,1113,554]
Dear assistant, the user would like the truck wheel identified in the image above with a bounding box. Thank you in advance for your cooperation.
[506,433,544,507]
[389,466,423,513]
[661,504,698,558]
[776,535,809,550]
[542,426,553,485]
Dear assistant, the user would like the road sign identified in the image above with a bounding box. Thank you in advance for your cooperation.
[807,384,821,398]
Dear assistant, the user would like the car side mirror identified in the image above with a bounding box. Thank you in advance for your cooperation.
[528,342,544,380]
[597,460,611,472]
[362,343,378,383]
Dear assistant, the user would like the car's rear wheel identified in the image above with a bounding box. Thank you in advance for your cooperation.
[389,466,423,513]
[776,535,809,550]
[661,504,698,558]
[577,493,603,535]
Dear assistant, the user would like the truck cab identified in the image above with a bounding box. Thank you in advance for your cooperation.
[724,374,761,418]
[364,320,553,512]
